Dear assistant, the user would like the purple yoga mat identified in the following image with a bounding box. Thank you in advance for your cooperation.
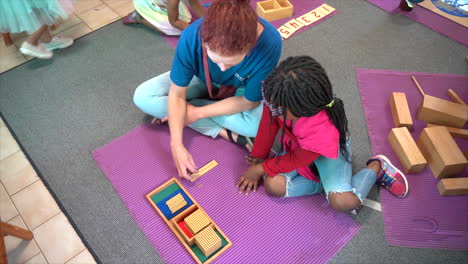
[93,124,360,263]
[367,0,468,46]
[356,68,468,250]
[163,0,338,48]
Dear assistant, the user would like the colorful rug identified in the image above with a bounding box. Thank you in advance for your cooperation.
[93,124,360,263]
[164,0,338,48]
[356,68,468,250]
[367,0,468,46]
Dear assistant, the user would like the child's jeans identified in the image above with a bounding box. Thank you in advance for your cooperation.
[279,141,376,202]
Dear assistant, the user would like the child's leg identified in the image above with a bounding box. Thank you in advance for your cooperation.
[316,141,378,212]
[26,25,48,45]
[263,170,323,198]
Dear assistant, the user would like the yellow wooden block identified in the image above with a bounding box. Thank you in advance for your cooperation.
[317,3,336,15]
[166,193,187,213]
[190,160,218,182]
[195,225,222,257]
[438,178,468,196]
[185,209,211,234]
[417,126,468,178]
[388,127,426,174]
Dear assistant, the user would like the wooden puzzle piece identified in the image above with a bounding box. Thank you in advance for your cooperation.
[195,225,222,257]
[438,178,468,196]
[185,209,211,235]
[190,160,218,182]
[390,92,413,130]
[417,126,468,178]
[166,193,187,213]
[388,127,426,174]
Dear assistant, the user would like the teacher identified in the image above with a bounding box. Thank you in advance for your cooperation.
[134,0,282,179]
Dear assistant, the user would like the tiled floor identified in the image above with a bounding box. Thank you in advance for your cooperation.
[0,117,96,264]
[0,0,134,74]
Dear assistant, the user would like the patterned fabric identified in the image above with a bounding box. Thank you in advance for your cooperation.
[261,84,284,116]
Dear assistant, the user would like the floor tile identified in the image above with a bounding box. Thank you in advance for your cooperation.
[5,215,41,264]
[0,182,18,222]
[24,253,48,264]
[0,50,27,74]
[0,151,39,196]
[0,36,18,57]
[74,0,103,14]
[78,4,119,29]
[50,14,83,35]
[0,126,21,161]
[104,0,134,17]
[66,249,96,264]
[11,180,61,230]
[33,213,86,264]
[56,23,92,40]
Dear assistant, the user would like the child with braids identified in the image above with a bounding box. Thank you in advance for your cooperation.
[236,56,408,213]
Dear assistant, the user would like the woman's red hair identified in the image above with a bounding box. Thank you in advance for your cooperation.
[201,0,258,56]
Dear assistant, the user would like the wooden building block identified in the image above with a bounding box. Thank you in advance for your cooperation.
[257,0,293,22]
[185,209,211,234]
[417,126,468,178]
[448,89,466,105]
[166,193,187,213]
[388,127,426,174]
[195,225,222,257]
[437,178,468,196]
[389,92,413,130]
[417,95,468,128]
[426,124,468,139]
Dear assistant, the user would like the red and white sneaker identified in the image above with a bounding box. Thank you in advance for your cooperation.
[367,155,409,198]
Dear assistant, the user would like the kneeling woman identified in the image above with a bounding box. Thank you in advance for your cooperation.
[236,56,408,213]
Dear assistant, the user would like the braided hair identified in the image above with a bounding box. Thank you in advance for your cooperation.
[263,56,350,162]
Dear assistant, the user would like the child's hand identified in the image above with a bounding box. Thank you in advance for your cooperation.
[245,155,264,165]
[236,164,265,195]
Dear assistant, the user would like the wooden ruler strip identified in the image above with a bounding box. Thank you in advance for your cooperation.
[190,160,218,182]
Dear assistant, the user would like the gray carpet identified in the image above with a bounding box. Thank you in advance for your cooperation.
[1,0,467,263]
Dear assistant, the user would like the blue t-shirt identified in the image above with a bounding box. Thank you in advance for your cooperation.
[170,17,282,102]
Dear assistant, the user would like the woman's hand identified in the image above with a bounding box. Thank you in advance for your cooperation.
[245,155,265,166]
[236,163,265,195]
[171,144,198,180]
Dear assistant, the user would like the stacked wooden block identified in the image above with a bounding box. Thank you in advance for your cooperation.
[166,193,187,213]
[185,209,222,257]
[387,77,468,196]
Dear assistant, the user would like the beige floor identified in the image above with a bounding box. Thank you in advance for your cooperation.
[0,0,135,74]
[1,116,96,263]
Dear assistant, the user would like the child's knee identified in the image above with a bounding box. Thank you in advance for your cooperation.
[328,192,361,213]
[264,175,287,197]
